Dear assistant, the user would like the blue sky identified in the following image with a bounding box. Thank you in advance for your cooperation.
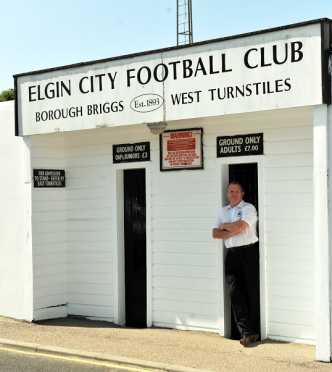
[1,0,331,90]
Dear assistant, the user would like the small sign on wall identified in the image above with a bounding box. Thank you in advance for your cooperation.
[113,142,150,163]
[33,169,65,187]
[160,128,203,171]
[217,133,263,158]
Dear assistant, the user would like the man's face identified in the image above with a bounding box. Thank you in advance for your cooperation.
[226,184,244,207]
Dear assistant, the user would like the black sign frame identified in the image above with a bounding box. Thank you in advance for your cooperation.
[217,133,263,158]
[33,169,65,188]
[113,142,150,164]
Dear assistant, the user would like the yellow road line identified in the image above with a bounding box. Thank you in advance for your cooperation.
[0,346,156,371]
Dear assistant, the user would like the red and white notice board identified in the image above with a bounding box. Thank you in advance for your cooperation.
[160,128,203,171]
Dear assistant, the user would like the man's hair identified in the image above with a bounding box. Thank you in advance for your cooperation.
[227,181,244,192]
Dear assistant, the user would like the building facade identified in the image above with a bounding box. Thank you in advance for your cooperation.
[8,18,332,361]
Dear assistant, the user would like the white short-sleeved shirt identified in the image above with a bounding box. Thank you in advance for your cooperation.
[214,200,258,248]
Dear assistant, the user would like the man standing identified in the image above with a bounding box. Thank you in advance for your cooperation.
[213,181,260,346]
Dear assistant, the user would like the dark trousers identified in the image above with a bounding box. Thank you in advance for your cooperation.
[225,243,260,339]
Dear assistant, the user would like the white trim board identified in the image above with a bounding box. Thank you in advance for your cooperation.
[215,155,266,340]
[23,137,34,322]
[268,334,316,346]
[153,322,220,333]
[112,162,152,327]
[313,104,332,361]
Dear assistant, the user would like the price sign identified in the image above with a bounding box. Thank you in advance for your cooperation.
[217,133,263,158]
[113,142,150,163]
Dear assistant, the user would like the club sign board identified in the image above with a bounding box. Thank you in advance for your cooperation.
[217,133,263,158]
[15,22,329,136]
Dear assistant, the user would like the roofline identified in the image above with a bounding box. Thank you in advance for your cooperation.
[13,18,332,79]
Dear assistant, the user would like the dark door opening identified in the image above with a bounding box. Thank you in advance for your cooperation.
[229,163,258,210]
[228,163,260,340]
[124,169,147,328]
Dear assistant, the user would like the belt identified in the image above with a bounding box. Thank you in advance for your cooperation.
[229,242,258,252]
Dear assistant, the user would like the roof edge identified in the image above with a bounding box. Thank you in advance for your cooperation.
[13,18,332,79]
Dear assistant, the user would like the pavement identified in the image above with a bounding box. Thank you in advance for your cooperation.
[0,348,143,372]
[0,316,329,372]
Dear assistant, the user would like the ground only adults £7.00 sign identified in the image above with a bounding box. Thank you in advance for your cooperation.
[217,133,263,158]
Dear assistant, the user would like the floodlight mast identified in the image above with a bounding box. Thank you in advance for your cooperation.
[177,0,193,46]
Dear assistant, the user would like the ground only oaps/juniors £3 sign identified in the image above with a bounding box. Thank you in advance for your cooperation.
[217,133,263,158]
[113,142,150,163]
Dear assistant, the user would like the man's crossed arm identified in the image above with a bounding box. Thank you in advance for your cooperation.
[212,220,249,239]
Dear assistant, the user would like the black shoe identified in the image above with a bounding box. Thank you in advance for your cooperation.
[240,334,259,346]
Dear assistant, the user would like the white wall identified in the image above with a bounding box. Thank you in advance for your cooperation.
[151,107,315,342]
[64,130,115,321]
[213,108,314,343]
[0,101,27,319]
[30,106,315,343]
[150,123,218,332]
[263,118,314,344]
[31,134,67,320]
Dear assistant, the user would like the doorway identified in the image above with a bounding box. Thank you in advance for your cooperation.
[228,162,260,340]
[123,169,147,328]
[229,163,258,210]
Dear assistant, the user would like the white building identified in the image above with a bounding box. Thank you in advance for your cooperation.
[0,101,27,320]
[4,18,332,361]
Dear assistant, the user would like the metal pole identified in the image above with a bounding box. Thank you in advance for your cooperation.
[176,0,179,46]
[189,0,193,43]
[176,0,193,46]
